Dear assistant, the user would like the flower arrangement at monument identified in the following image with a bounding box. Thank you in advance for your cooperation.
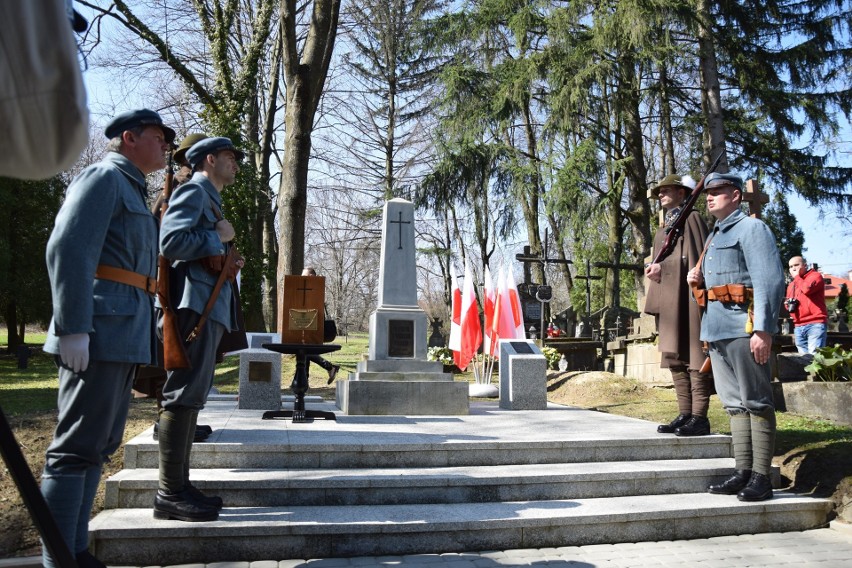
[427,346,454,366]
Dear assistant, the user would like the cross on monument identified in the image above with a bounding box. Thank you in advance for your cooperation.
[389,210,411,249]
[297,281,312,306]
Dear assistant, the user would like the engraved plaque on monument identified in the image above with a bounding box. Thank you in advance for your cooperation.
[387,319,415,358]
[248,360,273,382]
[278,275,325,344]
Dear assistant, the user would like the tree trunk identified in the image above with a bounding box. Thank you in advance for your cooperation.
[659,62,676,174]
[5,301,19,354]
[275,0,341,330]
[618,55,652,309]
[697,0,728,170]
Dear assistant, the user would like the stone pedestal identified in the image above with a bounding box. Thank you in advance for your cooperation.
[499,340,547,410]
[337,359,468,415]
[338,198,469,416]
[238,350,282,410]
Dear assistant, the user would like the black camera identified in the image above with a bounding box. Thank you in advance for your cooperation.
[785,297,800,313]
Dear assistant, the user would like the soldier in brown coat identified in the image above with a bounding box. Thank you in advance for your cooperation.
[644,174,713,436]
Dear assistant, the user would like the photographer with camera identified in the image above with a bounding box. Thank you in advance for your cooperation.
[786,256,828,354]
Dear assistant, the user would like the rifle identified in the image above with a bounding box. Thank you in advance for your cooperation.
[650,152,723,265]
[649,153,723,376]
[157,153,190,370]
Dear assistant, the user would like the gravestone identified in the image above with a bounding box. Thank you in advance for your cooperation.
[337,198,469,415]
[238,332,282,410]
[499,340,547,410]
[427,318,445,348]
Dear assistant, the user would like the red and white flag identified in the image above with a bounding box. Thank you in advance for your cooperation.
[506,270,526,340]
[448,271,462,367]
[457,262,482,370]
[482,265,497,356]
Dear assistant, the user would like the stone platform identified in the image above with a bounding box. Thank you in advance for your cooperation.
[88,400,831,566]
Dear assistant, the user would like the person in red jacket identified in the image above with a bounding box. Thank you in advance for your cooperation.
[786,256,828,354]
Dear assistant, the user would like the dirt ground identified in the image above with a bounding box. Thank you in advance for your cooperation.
[2,372,850,558]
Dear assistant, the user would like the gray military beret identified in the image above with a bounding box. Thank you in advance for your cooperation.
[705,172,743,190]
[185,137,245,168]
[104,109,176,143]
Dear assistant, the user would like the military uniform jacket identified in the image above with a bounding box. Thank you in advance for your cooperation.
[159,172,235,330]
[700,209,785,342]
[644,210,709,369]
[44,152,158,364]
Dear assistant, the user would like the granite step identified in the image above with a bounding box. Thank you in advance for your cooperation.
[124,428,734,470]
[89,492,831,566]
[104,458,737,508]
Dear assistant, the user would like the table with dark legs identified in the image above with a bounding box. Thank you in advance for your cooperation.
[260,343,340,422]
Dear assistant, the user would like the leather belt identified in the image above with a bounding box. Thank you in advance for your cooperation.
[95,264,157,295]
[706,284,753,304]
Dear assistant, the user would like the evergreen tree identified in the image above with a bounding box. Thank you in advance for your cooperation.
[0,176,65,351]
[762,191,806,265]
[711,0,852,206]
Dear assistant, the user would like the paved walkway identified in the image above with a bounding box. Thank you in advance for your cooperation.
[4,523,851,567]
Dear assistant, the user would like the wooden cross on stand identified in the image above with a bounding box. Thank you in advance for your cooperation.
[514,230,573,337]
[574,259,602,334]
[742,179,769,218]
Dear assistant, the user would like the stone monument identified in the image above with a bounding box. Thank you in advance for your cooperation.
[336,198,469,415]
[237,332,282,410]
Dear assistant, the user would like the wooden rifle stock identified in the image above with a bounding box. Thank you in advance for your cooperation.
[157,157,190,370]
[651,153,724,265]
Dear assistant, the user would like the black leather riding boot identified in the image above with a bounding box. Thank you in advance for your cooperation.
[182,410,223,510]
[158,407,194,493]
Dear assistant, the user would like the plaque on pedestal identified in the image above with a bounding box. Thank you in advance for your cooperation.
[278,275,325,344]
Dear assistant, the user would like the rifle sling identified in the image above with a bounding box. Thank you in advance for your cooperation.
[95,264,157,295]
[186,246,235,343]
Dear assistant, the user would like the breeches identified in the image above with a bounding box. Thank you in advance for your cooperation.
[708,337,774,415]
[161,308,225,410]
[45,359,136,471]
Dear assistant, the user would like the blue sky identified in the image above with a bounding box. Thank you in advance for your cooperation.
[786,193,850,276]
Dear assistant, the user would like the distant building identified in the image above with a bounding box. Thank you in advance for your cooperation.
[821,272,852,300]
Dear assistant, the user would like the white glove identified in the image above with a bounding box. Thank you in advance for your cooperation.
[59,333,90,373]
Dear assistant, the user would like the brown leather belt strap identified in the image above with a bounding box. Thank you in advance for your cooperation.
[707,285,754,303]
[95,264,157,295]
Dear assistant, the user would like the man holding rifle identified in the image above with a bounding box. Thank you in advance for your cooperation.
[154,137,244,522]
[687,172,784,502]
[41,109,174,568]
[644,174,712,437]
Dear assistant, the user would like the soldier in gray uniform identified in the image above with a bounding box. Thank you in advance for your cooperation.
[687,172,785,502]
[41,109,175,568]
[154,137,244,522]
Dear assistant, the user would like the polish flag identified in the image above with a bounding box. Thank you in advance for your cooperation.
[490,267,511,358]
[458,262,482,370]
[482,266,497,356]
[448,271,462,367]
[506,270,526,340]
